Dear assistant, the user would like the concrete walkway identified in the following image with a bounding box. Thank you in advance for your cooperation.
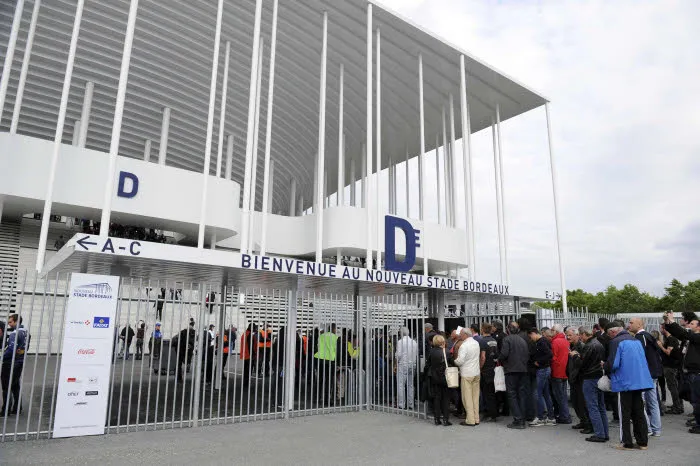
[1,410,697,465]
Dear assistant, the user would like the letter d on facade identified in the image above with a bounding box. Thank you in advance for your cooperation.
[384,215,420,272]
[117,171,139,198]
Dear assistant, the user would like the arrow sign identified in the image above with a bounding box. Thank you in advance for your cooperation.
[76,236,98,251]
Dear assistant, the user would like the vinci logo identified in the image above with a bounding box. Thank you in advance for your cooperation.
[384,216,421,273]
[74,283,113,299]
[93,317,110,329]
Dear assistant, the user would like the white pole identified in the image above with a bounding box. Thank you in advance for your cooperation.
[158,107,170,165]
[268,159,275,213]
[9,0,40,134]
[196,0,224,249]
[98,0,139,239]
[365,3,373,269]
[459,55,475,280]
[361,144,366,208]
[0,0,24,124]
[435,134,441,225]
[240,0,264,255]
[143,139,151,162]
[248,36,265,252]
[298,194,304,216]
[545,103,568,313]
[324,170,328,209]
[260,0,279,256]
[418,54,425,222]
[77,81,94,147]
[441,107,450,226]
[404,147,409,218]
[289,178,297,216]
[315,11,328,263]
[337,64,345,207]
[210,233,217,250]
[496,104,510,285]
[216,41,231,178]
[225,134,233,180]
[491,119,505,285]
[72,119,81,146]
[349,157,356,206]
[449,95,458,228]
[35,0,84,272]
[375,27,382,268]
[313,151,319,212]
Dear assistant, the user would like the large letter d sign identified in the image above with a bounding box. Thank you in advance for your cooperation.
[117,171,139,198]
[384,215,421,273]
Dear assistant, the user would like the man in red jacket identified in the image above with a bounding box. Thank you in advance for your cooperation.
[551,324,572,423]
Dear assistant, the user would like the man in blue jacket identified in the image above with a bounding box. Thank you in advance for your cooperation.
[628,317,663,437]
[604,322,653,451]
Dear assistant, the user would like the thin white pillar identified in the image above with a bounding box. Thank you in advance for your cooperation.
[491,120,505,285]
[496,104,510,285]
[78,81,94,147]
[404,148,409,218]
[143,139,151,161]
[72,120,81,146]
[239,0,264,254]
[98,0,139,239]
[298,194,304,216]
[337,64,345,207]
[365,4,373,268]
[361,144,366,208]
[158,107,170,165]
[441,108,450,226]
[196,0,224,249]
[418,54,426,222]
[210,233,217,250]
[0,0,24,124]
[35,0,84,272]
[349,157,356,206]
[315,11,328,263]
[435,134,441,224]
[545,103,568,313]
[216,41,231,178]
[267,159,275,213]
[459,55,475,280]
[375,28,382,268]
[324,170,329,209]
[449,96,458,227]
[248,36,265,251]
[10,0,41,134]
[225,134,233,180]
[313,152,319,211]
[289,178,297,216]
[259,0,279,257]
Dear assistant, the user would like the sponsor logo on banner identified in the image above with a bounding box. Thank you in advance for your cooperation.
[88,377,98,384]
[77,348,96,355]
[69,320,91,326]
[67,391,79,397]
[85,391,98,396]
[74,402,88,406]
[67,377,81,383]
[92,317,110,329]
[73,283,114,300]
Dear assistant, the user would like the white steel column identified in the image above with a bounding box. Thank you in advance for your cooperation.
[71,120,81,146]
[418,54,425,221]
[240,0,264,255]
[435,135,441,224]
[298,194,304,216]
[98,0,139,240]
[375,27,382,268]
[349,157,356,206]
[459,55,475,280]
[9,0,41,134]
[289,178,296,216]
[158,107,170,165]
[441,107,450,226]
[247,37,265,252]
[491,120,505,285]
[324,170,328,209]
[496,104,510,285]
[0,0,24,123]
[260,0,279,257]
[404,148,409,217]
[143,139,151,161]
[337,64,345,207]
[76,81,94,147]
[361,144,366,208]
[267,159,275,213]
[196,0,224,249]
[315,11,328,263]
[449,95,458,228]
[545,103,568,313]
[225,134,233,180]
[35,0,84,272]
[365,3,373,268]
[216,41,231,178]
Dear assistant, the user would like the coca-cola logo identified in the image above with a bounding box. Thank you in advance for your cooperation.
[77,348,96,355]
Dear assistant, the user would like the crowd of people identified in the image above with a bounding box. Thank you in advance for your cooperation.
[415,311,699,451]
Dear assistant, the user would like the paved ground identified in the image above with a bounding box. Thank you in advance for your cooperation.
[2,409,698,465]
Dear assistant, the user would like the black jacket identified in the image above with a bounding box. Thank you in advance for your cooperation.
[661,335,682,369]
[518,332,537,373]
[498,332,529,374]
[597,331,611,359]
[567,341,585,383]
[635,330,664,379]
[533,337,553,368]
[426,346,453,386]
[580,337,605,379]
[665,322,700,374]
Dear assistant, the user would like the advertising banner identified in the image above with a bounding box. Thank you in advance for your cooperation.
[52,273,120,438]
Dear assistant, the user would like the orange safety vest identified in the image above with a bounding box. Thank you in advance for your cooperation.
[258,330,272,349]
[302,335,308,355]
[240,331,251,360]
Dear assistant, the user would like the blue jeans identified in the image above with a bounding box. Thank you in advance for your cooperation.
[505,372,529,424]
[689,373,700,425]
[551,378,571,422]
[583,378,609,439]
[536,368,554,420]
[643,379,661,435]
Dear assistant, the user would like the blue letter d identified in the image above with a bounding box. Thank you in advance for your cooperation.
[117,171,139,198]
[385,215,419,273]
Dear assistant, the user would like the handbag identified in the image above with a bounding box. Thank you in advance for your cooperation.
[494,366,506,392]
[597,372,612,392]
[443,348,459,388]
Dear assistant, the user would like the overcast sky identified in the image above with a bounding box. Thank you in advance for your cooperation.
[379,0,700,298]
